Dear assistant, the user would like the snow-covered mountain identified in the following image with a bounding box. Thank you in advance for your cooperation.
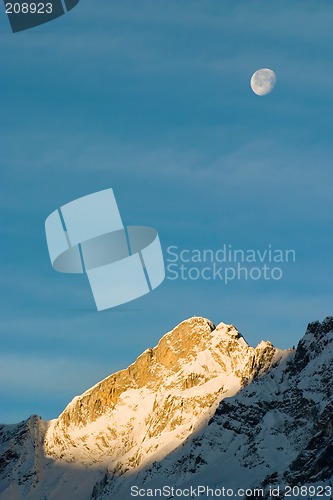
[45,317,282,470]
[0,316,332,500]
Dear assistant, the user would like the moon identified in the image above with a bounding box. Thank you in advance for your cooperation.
[250,68,276,96]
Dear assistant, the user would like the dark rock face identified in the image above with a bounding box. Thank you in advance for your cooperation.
[288,316,333,375]
[307,317,333,337]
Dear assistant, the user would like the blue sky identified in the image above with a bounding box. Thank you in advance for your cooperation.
[0,0,332,423]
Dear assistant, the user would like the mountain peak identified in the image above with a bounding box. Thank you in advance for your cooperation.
[44,316,281,470]
[306,316,333,337]
[172,316,215,330]
[288,316,333,376]
[155,316,215,359]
